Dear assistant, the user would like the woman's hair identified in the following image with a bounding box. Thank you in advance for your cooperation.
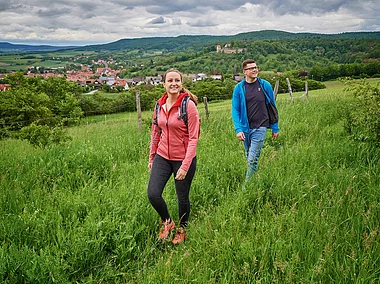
[163,69,198,105]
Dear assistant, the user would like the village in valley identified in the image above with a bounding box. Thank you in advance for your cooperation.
[0,44,244,93]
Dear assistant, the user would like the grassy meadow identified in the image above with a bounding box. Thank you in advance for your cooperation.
[0,51,94,71]
[0,80,379,283]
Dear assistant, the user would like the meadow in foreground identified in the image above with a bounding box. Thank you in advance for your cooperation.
[0,80,379,283]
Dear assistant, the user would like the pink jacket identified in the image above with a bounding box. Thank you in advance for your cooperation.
[149,92,200,172]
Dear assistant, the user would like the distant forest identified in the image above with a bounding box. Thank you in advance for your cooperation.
[80,30,380,52]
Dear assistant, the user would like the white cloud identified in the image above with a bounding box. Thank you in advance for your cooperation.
[187,19,218,28]
[171,18,182,25]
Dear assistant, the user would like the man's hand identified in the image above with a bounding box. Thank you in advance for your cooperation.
[236,132,245,141]
[272,132,279,140]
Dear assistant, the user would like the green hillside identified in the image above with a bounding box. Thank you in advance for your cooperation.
[77,30,380,52]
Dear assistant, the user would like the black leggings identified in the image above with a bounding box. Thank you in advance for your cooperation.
[147,154,196,227]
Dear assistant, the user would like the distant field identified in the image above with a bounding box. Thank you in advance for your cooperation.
[0,50,95,71]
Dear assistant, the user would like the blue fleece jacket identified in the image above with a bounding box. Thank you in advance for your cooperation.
[232,77,279,134]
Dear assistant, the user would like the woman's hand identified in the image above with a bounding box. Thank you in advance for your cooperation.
[175,168,187,180]
[148,162,153,171]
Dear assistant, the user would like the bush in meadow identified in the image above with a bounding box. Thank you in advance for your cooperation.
[343,79,380,145]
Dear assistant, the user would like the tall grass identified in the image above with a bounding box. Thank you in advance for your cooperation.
[1,80,379,283]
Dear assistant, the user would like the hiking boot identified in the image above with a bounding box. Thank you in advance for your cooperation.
[172,228,187,245]
[158,219,175,240]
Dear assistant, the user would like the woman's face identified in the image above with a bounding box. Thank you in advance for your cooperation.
[164,71,182,95]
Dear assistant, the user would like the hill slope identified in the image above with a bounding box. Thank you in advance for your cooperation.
[77,30,380,52]
[0,42,78,52]
[1,30,379,53]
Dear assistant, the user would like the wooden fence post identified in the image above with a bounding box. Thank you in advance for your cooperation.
[136,91,142,132]
[203,97,209,119]
[286,77,294,103]
[274,79,280,99]
[299,81,309,100]
[305,81,309,100]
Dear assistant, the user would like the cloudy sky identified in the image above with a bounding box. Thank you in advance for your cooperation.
[1,0,379,46]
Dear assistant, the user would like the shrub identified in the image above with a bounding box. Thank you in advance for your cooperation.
[19,123,72,148]
[343,79,380,145]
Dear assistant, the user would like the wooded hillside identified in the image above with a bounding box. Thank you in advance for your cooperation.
[77,30,380,52]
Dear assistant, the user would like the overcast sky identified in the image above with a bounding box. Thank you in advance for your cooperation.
[1,0,379,46]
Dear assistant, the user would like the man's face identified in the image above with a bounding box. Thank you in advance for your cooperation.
[243,63,258,79]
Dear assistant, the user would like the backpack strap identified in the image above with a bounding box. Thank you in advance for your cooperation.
[153,102,160,126]
[178,96,190,128]
[155,96,190,129]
